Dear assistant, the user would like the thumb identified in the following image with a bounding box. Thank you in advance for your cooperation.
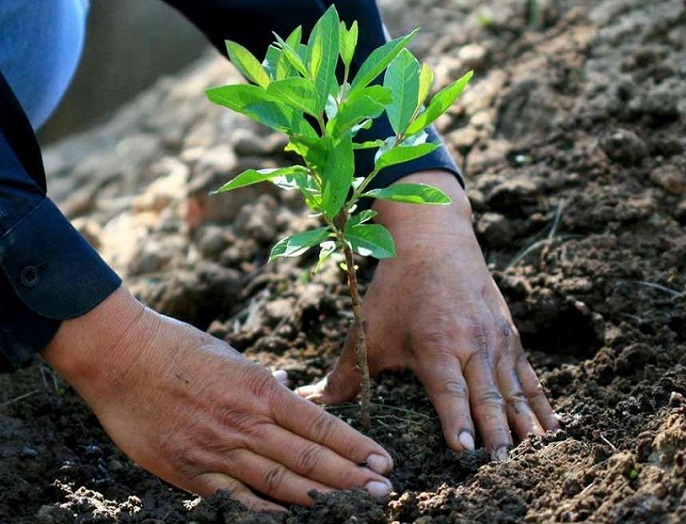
[296,328,362,404]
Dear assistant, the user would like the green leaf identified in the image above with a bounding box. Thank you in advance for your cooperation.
[353,139,385,150]
[321,136,354,219]
[262,42,299,81]
[325,94,338,120]
[340,21,359,68]
[314,240,337,272]
[287,134,332,176]
[285,25,303,48]
[206,84,317,137]
[347,209,378,227]
[418,63,434,107]
[225,40,271,88]
[263,45,281,80]
[307,5,340,112]
[350,29,419,91]
[362,183,451,205]
[374,142,439,170]
[405,70,473,135]
[275,49,299,80]
[274,170,323,211]
[267,78,320,117]
[346,85,393,106]
[348,119,373,136]
[269,227,332,262]
[345,223,396,259]
[272,170,316,192]
[327,86,392,137]
[402,130,429,146]
[273,33,309,76]
[329,95,386,136]
[384,49,421,135]
[213,166,308,193]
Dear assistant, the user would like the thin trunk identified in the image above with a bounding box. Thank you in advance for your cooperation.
[342,242,371,429]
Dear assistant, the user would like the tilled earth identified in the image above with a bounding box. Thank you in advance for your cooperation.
[1,0,685,522]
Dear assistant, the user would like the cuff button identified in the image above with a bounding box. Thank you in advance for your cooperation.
[20,266,41,287]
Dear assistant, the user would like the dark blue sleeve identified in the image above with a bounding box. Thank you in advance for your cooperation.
[0,70,121,372]
[162,0,463,201]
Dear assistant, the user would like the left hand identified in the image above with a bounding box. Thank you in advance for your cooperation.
[297,171,559,460]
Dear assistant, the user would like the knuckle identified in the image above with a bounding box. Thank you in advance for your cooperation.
[490,427,514,446]
[466,319,490,352]
[308,411,338,443]
[436,377,469,399]
[158,436,185,469]
[475,389,506,409]
[247,370,278,402]
[496,318,517,343]
[294,444,324,476]
[158,422,196,460]
[504,389,528,406]
[163,436,206,480]
[416,330,458,355]
[219,407,261,436]
[524,381,547,399]
[494,319,523,358]
[264,464,288,496]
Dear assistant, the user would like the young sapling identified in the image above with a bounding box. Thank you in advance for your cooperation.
[207,6,472,427]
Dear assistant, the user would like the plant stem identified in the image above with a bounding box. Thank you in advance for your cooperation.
[341,241,372,429]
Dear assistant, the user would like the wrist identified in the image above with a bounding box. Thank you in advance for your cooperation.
[372,170,474,239]
[42,286,150,399]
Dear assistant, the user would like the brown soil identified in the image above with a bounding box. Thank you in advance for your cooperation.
[2,0,686,522]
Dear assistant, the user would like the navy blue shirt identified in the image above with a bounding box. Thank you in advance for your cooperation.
[0,0,462,371]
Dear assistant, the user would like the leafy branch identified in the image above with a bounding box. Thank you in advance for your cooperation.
[207,6,472,427]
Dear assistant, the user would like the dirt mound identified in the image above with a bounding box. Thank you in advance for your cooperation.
[2,0,685,522]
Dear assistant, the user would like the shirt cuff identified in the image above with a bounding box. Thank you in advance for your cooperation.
[0,197,121,370]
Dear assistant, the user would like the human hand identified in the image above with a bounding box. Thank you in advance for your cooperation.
[297,171,559,460]
[43,287,393,511]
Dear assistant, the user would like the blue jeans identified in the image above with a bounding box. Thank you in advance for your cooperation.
[0,0,89,130]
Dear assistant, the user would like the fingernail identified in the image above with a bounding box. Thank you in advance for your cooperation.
[272,369,287,379]
[365,480,391,498]
[272,370,288,385]
[458,431,475,451]
[366,453,390,474]
[294,386,313,398]
[494,446,510,462]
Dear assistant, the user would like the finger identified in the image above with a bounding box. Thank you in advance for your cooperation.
[296,328,361,404]
[496,357,545,439]
[516,353,560,431]
[226,450,333,506]
[249,426,393,493]
[272,369,289,388]
[273,392,393,475]
[462,337,513,461]
[412,352,475,452]
[191,472,286,512]
[217,449,389,507]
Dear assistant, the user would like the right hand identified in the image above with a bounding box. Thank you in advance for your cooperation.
[43,286,393,512]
